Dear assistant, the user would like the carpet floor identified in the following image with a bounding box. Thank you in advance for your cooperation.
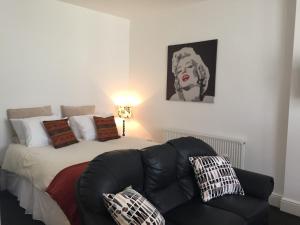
[1,191,300,225]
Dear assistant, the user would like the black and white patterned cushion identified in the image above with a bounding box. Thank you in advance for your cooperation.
[103,187,165,225]
[189,156,244,202]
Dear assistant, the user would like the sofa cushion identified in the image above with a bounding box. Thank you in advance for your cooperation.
[43,118,79,148]
[77,149,144,214]
[103,187,165,225]
[142,144,189,213]
[164,198,246,225]
[94,116,120,141]
[165,221,177,225]
[168,137,217,200]
[189,156,244,202]
[206,195,269,225]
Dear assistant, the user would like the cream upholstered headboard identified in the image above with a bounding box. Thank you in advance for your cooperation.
[60,105,95,117]
[7,105,53,119]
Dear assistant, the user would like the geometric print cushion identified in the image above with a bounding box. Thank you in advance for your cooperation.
[103,187,165,225]
[189,156,244,202]
[93,116,120,142]
[42,118,78,149]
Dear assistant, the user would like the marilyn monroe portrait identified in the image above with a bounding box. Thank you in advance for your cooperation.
[166,40,217,103]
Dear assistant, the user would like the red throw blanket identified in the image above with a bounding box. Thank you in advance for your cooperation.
[46,162,89,225]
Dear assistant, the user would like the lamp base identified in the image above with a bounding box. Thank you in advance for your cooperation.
[122,119,125,136]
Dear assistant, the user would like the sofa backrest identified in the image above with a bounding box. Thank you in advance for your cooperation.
[77,149,144,214]
[142,143,188,214]
[168,137,217,199]
[77,136,217,217]
[142,137,217,214]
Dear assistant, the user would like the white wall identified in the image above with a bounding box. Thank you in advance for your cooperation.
[1,0,299,213]
[282,0,300,216]
[0,0,129,162]
[129,0,295,196]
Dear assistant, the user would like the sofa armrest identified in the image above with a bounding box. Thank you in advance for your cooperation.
[234,168,274,201]
[76,181,116,225]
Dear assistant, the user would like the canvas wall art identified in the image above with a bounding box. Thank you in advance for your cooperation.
[166,39,218,103]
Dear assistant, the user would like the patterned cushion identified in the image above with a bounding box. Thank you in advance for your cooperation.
[103,187,165,225]
[93,116,120,141]
[43,118,78,148]
[189,156,244,202]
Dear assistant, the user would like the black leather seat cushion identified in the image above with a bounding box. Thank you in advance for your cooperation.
[164,198,246,225]
[206,195,269,225]
[165,221,178,225]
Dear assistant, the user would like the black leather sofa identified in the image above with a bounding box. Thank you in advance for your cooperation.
[76,137,274,225]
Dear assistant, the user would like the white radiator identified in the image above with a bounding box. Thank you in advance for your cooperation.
[163,129,246,169]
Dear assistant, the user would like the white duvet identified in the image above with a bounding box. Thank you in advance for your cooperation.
[2,137,157,191]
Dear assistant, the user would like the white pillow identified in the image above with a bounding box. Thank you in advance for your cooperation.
[69,117,82,140]
[69,115,96,141]
[10,119,27,144]
[11,116,59,147]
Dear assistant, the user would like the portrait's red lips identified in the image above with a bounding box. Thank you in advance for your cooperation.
[182,74,190,82]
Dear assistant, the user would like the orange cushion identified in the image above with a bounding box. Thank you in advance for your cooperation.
[94,116,120,141]
[43,118,78,148]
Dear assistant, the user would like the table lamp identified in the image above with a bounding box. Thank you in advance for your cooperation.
[117,106,132,136]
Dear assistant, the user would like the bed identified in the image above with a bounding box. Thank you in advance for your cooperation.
[0,137,157,225]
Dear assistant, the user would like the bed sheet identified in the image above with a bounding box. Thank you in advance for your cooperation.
[2,137,157,191]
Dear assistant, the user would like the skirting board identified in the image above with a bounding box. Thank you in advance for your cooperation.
[280,197,300,217]
[269,192,300,217]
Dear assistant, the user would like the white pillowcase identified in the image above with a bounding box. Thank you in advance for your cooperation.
[69,115,96,141]
[69,117,82,140]
[11,115,59,147]
[10,119,27,145]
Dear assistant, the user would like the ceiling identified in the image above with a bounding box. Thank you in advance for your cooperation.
[60,0,206,19]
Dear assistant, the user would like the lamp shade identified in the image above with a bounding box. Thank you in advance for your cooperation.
[117,106,132,119]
